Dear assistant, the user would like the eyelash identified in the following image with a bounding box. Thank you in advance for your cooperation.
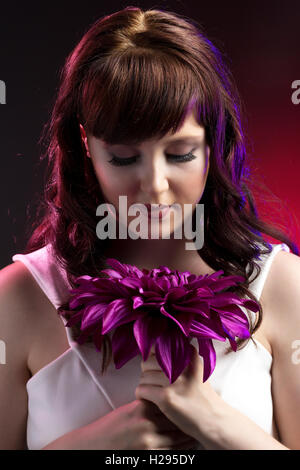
[108,151,197,167]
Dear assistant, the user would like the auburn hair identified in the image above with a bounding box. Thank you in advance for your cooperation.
[23,6,299,372]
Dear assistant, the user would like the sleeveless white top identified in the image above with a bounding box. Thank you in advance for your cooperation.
[12,242,290,450]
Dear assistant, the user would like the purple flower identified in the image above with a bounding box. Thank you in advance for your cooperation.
[58,259,259,383]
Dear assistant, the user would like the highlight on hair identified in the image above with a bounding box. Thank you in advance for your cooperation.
[23,6,299,371]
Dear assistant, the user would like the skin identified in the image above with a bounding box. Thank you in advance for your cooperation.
[80,107,213,274]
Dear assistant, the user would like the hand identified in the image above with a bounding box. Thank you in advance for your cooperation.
[73,399,199,450]
[135,345,225,445]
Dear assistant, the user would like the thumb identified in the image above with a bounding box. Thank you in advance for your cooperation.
[184,345,203,379]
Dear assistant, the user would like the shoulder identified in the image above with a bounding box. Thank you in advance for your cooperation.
[0,261,58,366]
[260,248,300,326]
[260,248,300,341]
[0,259,55,313]
[1,259,37,292]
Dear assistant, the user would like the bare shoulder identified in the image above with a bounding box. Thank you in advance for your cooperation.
[260,249,300,318]
[0,261,68,373]
[259,249,300,449]
[0,260,38,340]
[254,249,300,354]
[0,261,38,449]
[260,249,300,334]
[0,261,50,359]
[0,260,56,326]
[1,259,42,299]
[266,249,300,287]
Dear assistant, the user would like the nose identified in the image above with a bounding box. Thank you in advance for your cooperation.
[139,155,169,197]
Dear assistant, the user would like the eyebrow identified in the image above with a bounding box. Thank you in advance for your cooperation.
[164,135,204,144]
[105,135,204,148]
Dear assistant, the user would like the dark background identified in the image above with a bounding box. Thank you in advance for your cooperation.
[1,0,299,267]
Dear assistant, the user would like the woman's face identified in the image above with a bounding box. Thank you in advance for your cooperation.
[80,108,210,239]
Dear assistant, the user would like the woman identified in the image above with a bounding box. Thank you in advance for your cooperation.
[1,6,300,450]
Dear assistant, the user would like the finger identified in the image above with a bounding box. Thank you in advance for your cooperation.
[147,414,183,432]
[139,370,169,387]
[135,383,166,408]
[139,400,180,431]
[141,354,161,372]
[138,399,162,417]
[150,430,199,450]
[158,439,200,450]
[183,346,203,380]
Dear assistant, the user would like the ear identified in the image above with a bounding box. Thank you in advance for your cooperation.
[79,124,91,158]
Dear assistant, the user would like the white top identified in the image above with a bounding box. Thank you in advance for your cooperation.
[12,242,290,450]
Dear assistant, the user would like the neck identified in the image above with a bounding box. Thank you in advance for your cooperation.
[102,236,214,276]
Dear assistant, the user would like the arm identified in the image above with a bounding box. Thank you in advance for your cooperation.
[195,398,289,450]
[0,262,32,449]
[260,250,300,449]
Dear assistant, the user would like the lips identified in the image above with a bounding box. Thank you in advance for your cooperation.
[145,203,169,211]
[144,204,171,219]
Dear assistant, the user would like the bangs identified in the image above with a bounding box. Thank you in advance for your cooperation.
[79,50,212,145]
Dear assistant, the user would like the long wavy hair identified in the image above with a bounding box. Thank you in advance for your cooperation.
[23,6,299,372]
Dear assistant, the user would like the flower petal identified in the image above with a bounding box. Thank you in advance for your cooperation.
[172,301,210,318]
[102,299,141,334]
[189,316,226,341]
[155,329,193,383]
[76,323,97,344]
[61,309,84,327]
[209,292,248,306]
[81,303,107,329]
[197,338,216,382]
[133,315,167,361]
[132,296,144,309]
[111,323,140,368]
[160,306,194,336]
[220,315,251,339]
[164,287,187,302]
[93,327,104,352]
[213,304,250,325]
[69,292,99,309]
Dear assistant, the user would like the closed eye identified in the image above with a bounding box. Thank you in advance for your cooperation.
[108,151,197,167]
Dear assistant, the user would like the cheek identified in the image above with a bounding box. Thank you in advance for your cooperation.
[176,160,209,202]
[93,164,134,201]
